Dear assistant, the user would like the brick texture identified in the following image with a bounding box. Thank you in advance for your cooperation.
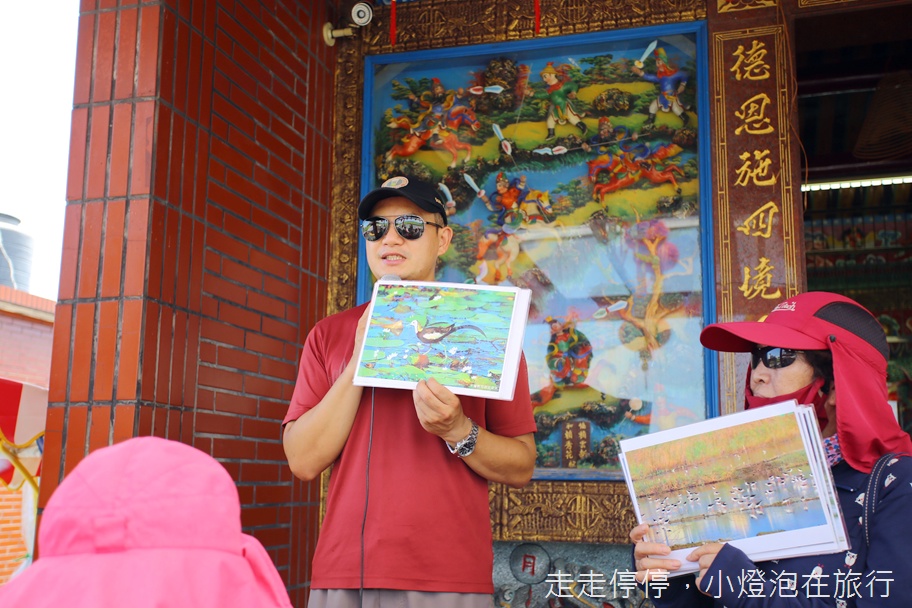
[0,287,55,388]
[0,491,29,584]
[40,1,338,604]
[0,288,53,583]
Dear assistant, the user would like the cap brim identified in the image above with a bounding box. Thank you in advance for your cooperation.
[700,322,830,352]
[358,188,448,225]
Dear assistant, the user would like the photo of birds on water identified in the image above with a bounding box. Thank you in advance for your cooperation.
[354,280,531,399]
[620,403,841,565]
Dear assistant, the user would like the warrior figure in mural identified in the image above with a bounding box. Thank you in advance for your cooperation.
[535,62,588,141]
[385,77,481,168]
[582,116,636,154]
[631,46,690,127]
[476,172,529,228]
[408,77,455,120]
[473,173,529,283]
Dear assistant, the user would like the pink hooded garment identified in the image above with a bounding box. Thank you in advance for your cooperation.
[0,436,292,608]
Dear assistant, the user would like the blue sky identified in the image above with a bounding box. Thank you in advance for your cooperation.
[0,3,79,300]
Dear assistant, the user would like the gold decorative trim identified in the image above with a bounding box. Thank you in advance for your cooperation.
[711,31,740,415]
[711,26,801,415]
[491,480,638,543]
[797,0,861,6]
[358,0,706,54]
[327,37,364,317]
[328,0,706,544]
[718,0,777,12]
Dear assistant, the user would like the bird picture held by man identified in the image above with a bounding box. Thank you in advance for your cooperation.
[353,279,530,400]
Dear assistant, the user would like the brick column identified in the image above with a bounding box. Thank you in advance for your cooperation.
[40,2,336,602]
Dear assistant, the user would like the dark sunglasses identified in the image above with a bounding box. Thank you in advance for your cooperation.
[751,345,802,370]
[361,215,444,242]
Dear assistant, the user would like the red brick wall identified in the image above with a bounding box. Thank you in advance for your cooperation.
[0,286,55,388]
[0,288,53,583]
[0,491,28,582]
[41,2,337,604]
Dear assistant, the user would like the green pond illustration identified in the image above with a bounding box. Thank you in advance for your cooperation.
[357,284,518,392]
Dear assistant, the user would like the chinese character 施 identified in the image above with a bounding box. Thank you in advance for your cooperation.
[734,150,777,187]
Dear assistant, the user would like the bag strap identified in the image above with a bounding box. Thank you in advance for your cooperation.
[862,452,909,548]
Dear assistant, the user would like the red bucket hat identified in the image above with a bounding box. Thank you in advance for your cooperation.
[700,291,911,473]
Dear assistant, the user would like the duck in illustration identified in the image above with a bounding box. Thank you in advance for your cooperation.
[409,320,486,344]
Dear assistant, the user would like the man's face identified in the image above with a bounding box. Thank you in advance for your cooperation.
[363,196,452,282]
[541,72,557,85]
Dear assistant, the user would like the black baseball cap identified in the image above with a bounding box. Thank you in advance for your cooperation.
[358,176,449,225]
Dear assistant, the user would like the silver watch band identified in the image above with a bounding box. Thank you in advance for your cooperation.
[446,419,479,458]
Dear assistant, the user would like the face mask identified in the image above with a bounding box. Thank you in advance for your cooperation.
[744,375,829,431]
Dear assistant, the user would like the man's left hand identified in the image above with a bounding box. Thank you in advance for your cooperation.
[413,378,469,444]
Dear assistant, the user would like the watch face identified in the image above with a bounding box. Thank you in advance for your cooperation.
[456,422,478,457]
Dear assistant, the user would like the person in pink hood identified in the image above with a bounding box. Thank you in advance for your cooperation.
[0,436,292,608]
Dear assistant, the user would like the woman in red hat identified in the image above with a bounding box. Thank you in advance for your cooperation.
[630,291,912,607]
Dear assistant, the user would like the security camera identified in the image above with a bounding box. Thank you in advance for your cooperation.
[351,2,373,27]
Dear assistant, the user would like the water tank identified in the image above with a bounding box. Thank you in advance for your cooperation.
[0,213,34,292]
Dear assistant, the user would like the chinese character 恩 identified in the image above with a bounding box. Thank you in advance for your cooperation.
[735,93,774,135]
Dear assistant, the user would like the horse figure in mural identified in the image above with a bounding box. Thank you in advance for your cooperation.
[638,160,685,188]
[443,104,482,132]
[586,153,640,201]
[385,116,474,168]
[586,141,686,201]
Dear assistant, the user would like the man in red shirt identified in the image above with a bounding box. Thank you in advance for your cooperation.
[282,176,537,607]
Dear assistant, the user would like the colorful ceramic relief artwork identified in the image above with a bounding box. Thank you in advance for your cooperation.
[362,23,711,478]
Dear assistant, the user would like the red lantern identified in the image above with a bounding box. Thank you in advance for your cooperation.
[391,0,397,46]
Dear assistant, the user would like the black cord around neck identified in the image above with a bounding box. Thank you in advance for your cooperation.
[359,387,376,607]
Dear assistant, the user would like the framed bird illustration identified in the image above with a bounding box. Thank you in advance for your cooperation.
[353,279,532,400]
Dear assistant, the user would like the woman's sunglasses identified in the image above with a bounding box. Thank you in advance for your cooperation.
[361,215,444,242]
[751,345,802,370]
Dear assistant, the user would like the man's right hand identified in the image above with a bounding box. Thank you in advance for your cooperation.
[351,307,371,363]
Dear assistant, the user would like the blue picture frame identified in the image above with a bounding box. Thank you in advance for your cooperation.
[357,20,717,480]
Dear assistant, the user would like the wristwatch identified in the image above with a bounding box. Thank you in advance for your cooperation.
[447,419,479,458]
